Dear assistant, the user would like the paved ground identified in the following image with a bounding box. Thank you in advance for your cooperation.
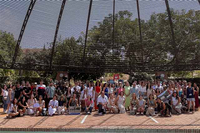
[0,108,200,132]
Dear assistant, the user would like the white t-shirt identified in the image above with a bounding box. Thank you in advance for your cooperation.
[71,85,81,94]
[108,87,114,94]
[3,89,8,97]
[49,100,58,108]
[87,87,94,97]
[158,86,163,92]
[36,84,46,90]
[97,95,108,105]
[139,86,147,93]
[80,88,87,100]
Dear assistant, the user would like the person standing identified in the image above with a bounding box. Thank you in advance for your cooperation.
[194,83,199,110]
[46,82,56,104]
[186,82,195,113]
[124,81,131,111]
[36,80,46,100]
[2,85,8,113]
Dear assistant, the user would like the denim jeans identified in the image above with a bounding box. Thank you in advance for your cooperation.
[85,106,93,113]
[2,97,8,112]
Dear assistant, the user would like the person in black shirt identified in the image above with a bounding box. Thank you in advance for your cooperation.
[15,83,23,101]
[22,82,31,101]
[18,96,27,116]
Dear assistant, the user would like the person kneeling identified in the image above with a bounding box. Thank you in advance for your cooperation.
[171,92,182,114]
[146,94,156,116]
[97,91,108,115]
[107,94,118,114]
[130,93,138,115]
[85,95,93,115]
[48,95,58,116]
[7,98,19,118]
[35,95,45,116]
[18,96,28,116]
[116,91,126,114]
[137,95,146,115]
[58,95,66,115]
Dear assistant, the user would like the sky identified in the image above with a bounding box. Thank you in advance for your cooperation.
[0,0,199,49]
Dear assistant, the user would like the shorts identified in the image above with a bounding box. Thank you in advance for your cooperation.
[187,98,195,102]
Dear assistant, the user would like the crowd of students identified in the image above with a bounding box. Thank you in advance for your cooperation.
[1,79,199,118]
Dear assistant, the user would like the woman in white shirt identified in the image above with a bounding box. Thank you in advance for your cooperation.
[107,94,118,113]
[7,98,19,118]
[48,95,58,116]
[171,91,182,114]
[87,82,95,107]
[27,94,36,115]
[115,91,125,114]
[139,82,147,98]
[2,85,8,113]
[108,84,114,96]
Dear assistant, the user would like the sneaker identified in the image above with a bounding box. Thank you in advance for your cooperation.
[99,113,102,116]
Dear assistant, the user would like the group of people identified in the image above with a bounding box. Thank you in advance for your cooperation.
[0,79,199,118]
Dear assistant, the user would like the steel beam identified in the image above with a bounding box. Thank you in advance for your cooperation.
[165,0,176,62]
[50,0,67,70]
[112,0,115,50]
[136,0,143,63]
[82,0,93,65]
[11,0,36,68]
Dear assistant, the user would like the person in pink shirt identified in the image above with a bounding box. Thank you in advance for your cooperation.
[118,82,124,95]
[85,95,93,115]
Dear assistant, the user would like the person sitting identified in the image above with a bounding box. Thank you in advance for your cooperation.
[85,95,93,115]
[107,94,118,114]
[58,95,66,115]
[137,95,146,115]
[156,98,166,116]
[68,93,80,114]
[18,96,28,116]
[146,94,156,116]
[97,91,108,115]
[69,93,78,107]
[27,94,36,115]
[35,95,45,116]
[116,91,125,114]
[130,93,138,115]
[171,91,182,114]
[7,98,19,118]
[48,95,58,116]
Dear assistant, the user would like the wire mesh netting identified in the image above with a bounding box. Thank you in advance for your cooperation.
[0,0,199,73]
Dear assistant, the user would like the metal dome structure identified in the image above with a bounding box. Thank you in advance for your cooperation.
[0,0,200,74]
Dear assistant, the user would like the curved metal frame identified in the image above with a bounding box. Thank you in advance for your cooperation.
[1,0,199,73]
[50,0,67,70]
[136,0,143,63]
[11,0,36,68]
[82,0,93,65]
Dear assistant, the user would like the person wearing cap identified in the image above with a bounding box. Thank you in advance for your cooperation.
[31,82,37,97]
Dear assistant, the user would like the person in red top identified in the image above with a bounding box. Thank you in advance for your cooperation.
[85,95,93,114]
[95,81,101,110]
